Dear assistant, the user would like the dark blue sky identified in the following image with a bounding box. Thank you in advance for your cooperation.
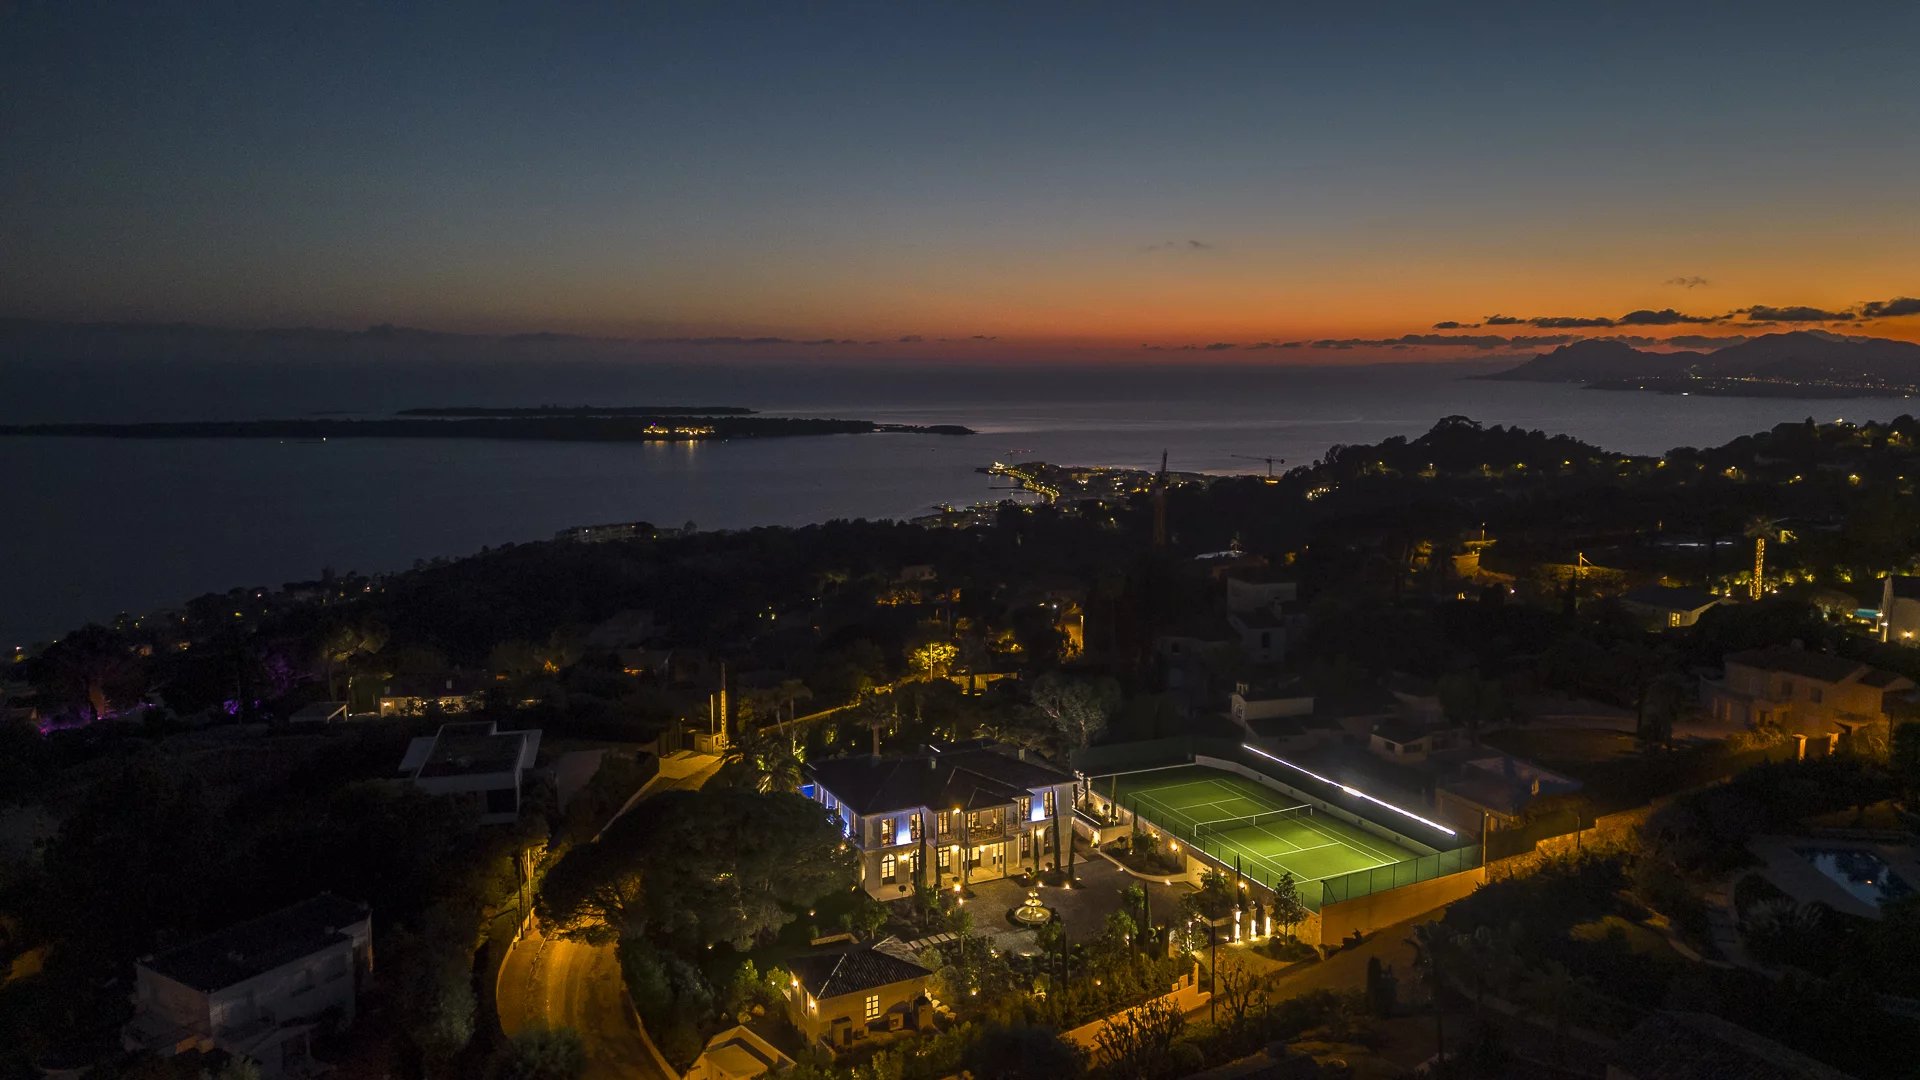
[3,2,1916,355]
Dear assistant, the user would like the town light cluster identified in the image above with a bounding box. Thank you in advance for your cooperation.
[1241,744,1457,837]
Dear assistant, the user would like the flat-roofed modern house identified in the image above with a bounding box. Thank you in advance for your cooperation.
[399,720,542,824]
[785,938,933,1051]
[1880,575,1920,644]
[1619,585,1722,629]
[122,894,371,1078]
[287,701,347,725]
[685,1023,794,1079]
[1702,646,1913,744]
[804,742,1075,898]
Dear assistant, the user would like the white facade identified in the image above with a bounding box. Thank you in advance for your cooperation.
[124,897,371,1079]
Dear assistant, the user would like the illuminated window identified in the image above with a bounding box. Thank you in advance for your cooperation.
[1043,790,1056,816]
[881,854,897,881]
[1017,796,1031,819]
[938,848,950,868]
[879,817,894,842]
[865,994,880,1022]
[909,813,922,840]
[1020,831,1031,856]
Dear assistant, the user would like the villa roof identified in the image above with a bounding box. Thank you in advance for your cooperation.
[806,742,1070,816]
[1724,647,1903,688]
[1609,1011,1859,1080]
[142,894,368,993]
[788,939,931,1000]
[1621,585,1721,613]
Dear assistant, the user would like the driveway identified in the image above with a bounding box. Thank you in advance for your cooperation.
[498,932,666,1080]
[498,748,721,1078]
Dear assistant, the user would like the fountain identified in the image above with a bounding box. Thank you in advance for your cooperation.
[1012,890,1052,927]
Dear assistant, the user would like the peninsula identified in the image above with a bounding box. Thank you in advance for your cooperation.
[1485,331,1920,398]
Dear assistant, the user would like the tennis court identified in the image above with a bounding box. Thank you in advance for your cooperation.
[1099,764,1421,887]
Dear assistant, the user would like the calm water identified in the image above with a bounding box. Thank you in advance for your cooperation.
[4,357,1912,645]
[1796,847,1915,908]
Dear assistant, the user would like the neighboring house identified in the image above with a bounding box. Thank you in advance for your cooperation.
[1226,575,1297,615]
[1229,679,1313,727]
[375,672,492,717]
[804,742,1076,898]
[1436,754,1581,829]
[122,895,371,1079]
[1620,585,1722,629]
[1701,646,1914,741]
[1880,575,1920,644]
[1606,1010,1859,1080]
[785,938,934,1051]
[399,720,542,824]
[554,520,659,543]
[1226,609,1287,665]
[1369,718,1465,763]
[684,1024,795,1079]
[287,701,347,725]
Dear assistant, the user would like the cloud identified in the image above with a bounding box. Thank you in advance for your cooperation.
[1143,239,1214,252]
[1615,308,1722,326]
[1204,342,1236,351]
[1665,276,1710,288]
[1527,315,1617,328]
[971,334,998,340]
[897,334,924,343]
[1243,341,1277,350]
[1861,296,1920,319]
[1431,320,1481,329]
[1484,315,1523,325]
[1740,305,1854,323]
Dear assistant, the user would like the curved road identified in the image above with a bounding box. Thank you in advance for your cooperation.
[497,750,722,1080]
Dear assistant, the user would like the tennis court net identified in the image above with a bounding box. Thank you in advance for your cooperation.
[1193,804,1313,835]
[1125,793,1313,838]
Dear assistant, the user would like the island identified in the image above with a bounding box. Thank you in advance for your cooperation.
[0,412,974,441]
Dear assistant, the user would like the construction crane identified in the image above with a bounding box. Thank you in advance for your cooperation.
[1231,453,1286,481]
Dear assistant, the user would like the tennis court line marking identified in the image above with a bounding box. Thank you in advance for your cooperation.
[1294,813,1404,865]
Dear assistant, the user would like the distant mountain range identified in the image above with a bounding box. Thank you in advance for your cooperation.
[1485,331,1920,397]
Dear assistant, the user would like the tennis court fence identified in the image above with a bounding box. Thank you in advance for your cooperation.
[1123,791,1481,911]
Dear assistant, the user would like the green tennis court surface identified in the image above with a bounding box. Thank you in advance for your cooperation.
[1100,764,1420,886]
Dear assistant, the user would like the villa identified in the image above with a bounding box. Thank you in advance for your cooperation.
[1701,646,1913,745]
[122,894,371,1078]
[785,938,934,1051]
[803,741,1077,898]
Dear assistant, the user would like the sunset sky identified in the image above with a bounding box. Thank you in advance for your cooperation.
[3,3,1917,361]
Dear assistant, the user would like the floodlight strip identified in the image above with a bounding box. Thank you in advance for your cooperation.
[1240,743,1457,837]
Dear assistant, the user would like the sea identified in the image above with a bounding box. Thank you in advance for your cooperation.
[4,355,1913,646]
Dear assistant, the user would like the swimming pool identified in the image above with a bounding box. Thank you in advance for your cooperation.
[1795,847,1915,908]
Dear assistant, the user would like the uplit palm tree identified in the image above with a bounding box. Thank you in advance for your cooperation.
[1745,515,1792,600]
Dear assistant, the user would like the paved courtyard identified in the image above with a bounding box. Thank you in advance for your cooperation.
[940,856,1195,955]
